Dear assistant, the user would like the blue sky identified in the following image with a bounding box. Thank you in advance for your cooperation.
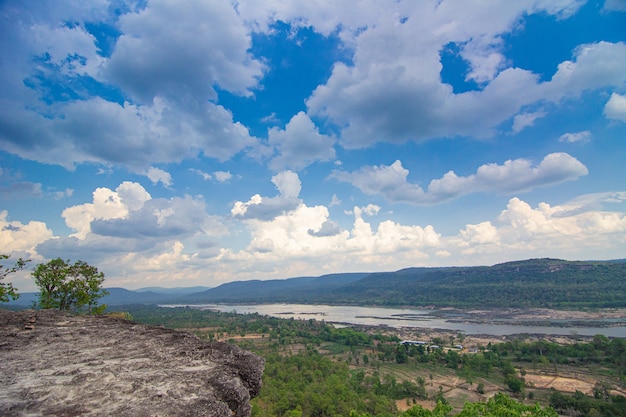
[1,0,626,291]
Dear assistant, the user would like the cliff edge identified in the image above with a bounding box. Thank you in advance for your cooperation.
[0,309,264,417]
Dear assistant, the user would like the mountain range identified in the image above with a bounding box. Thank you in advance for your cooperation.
[6,258,626,309]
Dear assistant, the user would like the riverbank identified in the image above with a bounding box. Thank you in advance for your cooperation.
[175,303,626,338]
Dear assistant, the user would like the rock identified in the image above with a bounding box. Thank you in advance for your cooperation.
[0,309,264,417]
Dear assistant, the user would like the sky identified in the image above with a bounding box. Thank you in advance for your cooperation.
[1,0,626,292]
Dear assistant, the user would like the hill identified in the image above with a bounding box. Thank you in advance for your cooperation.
[188,259,626,308]
[186,272,369,303]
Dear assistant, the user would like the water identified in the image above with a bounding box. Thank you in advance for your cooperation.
[163,303,626,338]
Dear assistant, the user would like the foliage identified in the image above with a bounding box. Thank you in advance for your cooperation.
[549,389,626,417]
[189,258,626,308]
[397,394,556,417]
[120,305,626,417]
[0,254,29,303]
[253,351,398,417]
[32,258,108,314]
[399,401,452,417]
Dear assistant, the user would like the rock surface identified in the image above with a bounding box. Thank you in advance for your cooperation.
[0,309,264,417]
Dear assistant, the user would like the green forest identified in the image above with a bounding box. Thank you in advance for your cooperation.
[121,305,626,417]
[187,259,626,309]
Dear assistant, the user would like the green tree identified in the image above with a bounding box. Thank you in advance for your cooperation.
[457,393,557,416]
[0,254,29,302]
[32,258,108,314]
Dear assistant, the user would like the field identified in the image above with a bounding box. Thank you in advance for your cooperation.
[122,304,626,416]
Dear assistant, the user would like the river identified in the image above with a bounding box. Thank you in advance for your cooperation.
[163,303,626,338]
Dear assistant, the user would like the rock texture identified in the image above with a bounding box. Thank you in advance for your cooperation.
[0,309,264,417]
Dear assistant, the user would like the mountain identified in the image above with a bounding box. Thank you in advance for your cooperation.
[6,259,625,309]
[185,273,369,303]
[187,259,626,308]
[134,286,211,295]
[5,288,181,308]
[102,288,177,305]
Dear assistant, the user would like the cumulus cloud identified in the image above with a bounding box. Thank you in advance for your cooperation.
[0,210,54,257]
[62,181,224,241]
[104,0,264,103]
[217,200,441,279]
[214,171,233,183]
[62,183,141,240]
[0,1,263,171]
[559,131,592,143]
[512,111,546,133]
[1,94,259,170]
[146,167,172,187]
[268,112,336,171]
[604,92,626,122]
[331,153,588,205]
[191,169,233,183]
[92,195,225,239]
[231,171,302,220]
[297,1,626,148]
[449,194,626,260]
[308,220,342,237]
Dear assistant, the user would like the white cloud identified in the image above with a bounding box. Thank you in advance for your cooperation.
[216,192,626,279]
[308,220,342,237]
[0,1,263,171]
[61,181,224,242]
[191,169,233,183]
[146,167,172,187]
[62,184,140,239]
[191,169,212,181]
[604,92,626,122]
[301,2,621,149]
[0,210,54,258]
[27,23,105,78]
[331,153,588,205]
[603,0,626,12]
[53,188,74,200]
[104,0,265,103]
[231,171,302,220]
[361,204,381,216]
[268,111,336,171]
[449,195,626,261]
[214,171,233,183]
[559,131,592,143]
[0,96,260,169]
[216,201,442,280]
[512,111,546,133]
[546,42,626,97]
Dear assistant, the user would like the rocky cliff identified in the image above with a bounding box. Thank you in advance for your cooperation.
[0,309,264,417]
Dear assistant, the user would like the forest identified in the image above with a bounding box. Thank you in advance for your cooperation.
[186,258,626,309]
[121,304,626,417]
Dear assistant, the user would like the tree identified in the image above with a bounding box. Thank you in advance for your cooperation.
[0,254,29,303]
[32,258,108,314]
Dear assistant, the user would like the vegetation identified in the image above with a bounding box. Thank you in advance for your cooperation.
[32,258,108,314]
[398,393,557,416]
[0,254,29,303]
[187,259,626,308]
[117,305,626,417]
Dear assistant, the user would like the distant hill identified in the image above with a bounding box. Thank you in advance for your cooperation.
[135,286,211,295]
[4,288,182,308]
[186,259,626,308]
[185,273,369,303]
[4,259,625,309]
